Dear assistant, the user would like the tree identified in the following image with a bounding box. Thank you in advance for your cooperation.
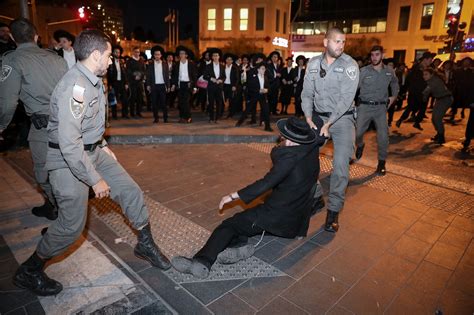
[344,36,381,59]
[222,36,262,56]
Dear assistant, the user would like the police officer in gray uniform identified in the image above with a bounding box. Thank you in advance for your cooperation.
[302,28,359,233]
[0,18,67,220]
[13,30,170,296]
[355,45,399,175]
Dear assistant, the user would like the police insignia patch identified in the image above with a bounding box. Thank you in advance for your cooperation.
[70,98,85,119]
[0,65,12,82]
[346,66,357,81]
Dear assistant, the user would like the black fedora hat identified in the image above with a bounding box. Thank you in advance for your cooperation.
[277,117,316,144]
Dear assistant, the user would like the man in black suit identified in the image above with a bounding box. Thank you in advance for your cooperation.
[53,30,76,69]
[171,116,326,278]
[165,52,177,109]
[107,45,128,119]
[126,47,146,118]
[203,48,225,123]
[267,51,282,115]
[291,55,306,117]
[223,53,240,118]
[171,46,197,123]
[236,62,272,131]
[196,50,211,111]
[146,45,170,123]
[280,57,294,115]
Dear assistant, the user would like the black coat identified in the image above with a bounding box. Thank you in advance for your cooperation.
[145,61,170,89]
[203,63,226,89]
[247,72,270,99]
[238,120,325,238]
[280,67,294,104]
[126,58,146,83]
[171,60,198,89]
[107,57,127,85]
[290,67,306,96]
[267,63,282,89]
[224,64,239,87]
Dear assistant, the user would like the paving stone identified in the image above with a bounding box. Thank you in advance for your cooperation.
[406,261,452,295]
[326,305,355,315]
[420,208,456,228]
[5,308,26,315]
[446,263,474,295]
[273,241,332,279]
[257,297,308,315]
[424,241,465,270]
[388,235,433,264]
[338,276,399,315]
[395,199,431,213]
[309,229,352,252]
[360,216,407,243]
[352,200,391,219]
[438,226,473,250]
[232,276,295,310]
[365,253,418,288]
[181,279,245,305]
[282,269,349,314]
[438,287,474,315]
[342,231,394,260]
[384,286,440,315]
[451,216,474,233]
[253,240,297,264]
[207,293,255,315]
[382,205,423,226]
[130,301,173,315]
[405,221,446,244]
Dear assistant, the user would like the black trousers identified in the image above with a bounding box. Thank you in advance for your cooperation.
[167,90,177,109]
[465,108,474,146]
[239,93,270,127]
[194,209,263,269]
[196,88,207,111]
[207,85,224,121]
[223,84,236,117]
[111,80,128,118]
[129,81,144,116]
[399,94,426,124]
[150,84,168,121]
[268,85,280,114]
[294,87,303,117]
[178,82,192,119]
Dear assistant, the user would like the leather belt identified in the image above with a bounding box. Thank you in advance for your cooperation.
[359,100,388,105]
[48,140,102,152]
[315,110,354,118]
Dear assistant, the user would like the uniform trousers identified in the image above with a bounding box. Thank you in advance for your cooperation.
[313,114,355,213]
[356,104,389,161]
[37,147,149,258]
[432,96,453,136]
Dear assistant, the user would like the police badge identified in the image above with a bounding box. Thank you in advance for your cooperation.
[346,66,357,81]
[0,65,12,82]
[70,98,85,119]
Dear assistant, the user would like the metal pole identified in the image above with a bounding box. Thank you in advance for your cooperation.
[31,0,38,27]
[19,0,30,19]
[168,8,171,49]
[176,10,179,46]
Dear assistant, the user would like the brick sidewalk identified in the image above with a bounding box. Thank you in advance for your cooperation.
[2,144,473,314]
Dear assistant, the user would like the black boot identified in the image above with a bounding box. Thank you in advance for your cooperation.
[436,134,445,145]
[355,144,365,160]
[324,210,339,233]
[13,252,63,296]
[134,224,171,270]
[413,122,423,130]
[32,199,58,221]
[376,160,386,176]
[431,134,440,142]
[310,196,325,216]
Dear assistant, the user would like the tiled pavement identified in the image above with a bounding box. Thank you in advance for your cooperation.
[1,143,473,314]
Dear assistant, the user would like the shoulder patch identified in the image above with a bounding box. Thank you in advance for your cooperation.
[0,64,12,82]
[70,98,86,119]
[72,84,85,103]
[346,66,357,81]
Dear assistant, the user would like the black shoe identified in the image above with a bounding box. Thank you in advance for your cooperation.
[395,120,402,128]
[310,196,325,216]
[355,144,365,160]
[248,120,257,125]
[376,160,386,176]
[13,252,63,296]
[436,135,446,145]
[235,120,243,127]
[324,210,339,233]
[431,134,439,142]
[32,200,57,221]
[134,224,171,270]
[264,126,273,132]
[413,122,423,130]
[153,119,159,124]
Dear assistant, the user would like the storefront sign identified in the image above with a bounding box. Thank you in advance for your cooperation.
[272,37,289,48]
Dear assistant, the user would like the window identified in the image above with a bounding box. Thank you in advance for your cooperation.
[207,8,216,31]
[256,8,264,31]
[283,12,287,34]
[276,9,280,32]
[415,49,428,61]
[421,3,434,29]
[224,8,232,31]
[240,8,248,31]
[398,6,410,31]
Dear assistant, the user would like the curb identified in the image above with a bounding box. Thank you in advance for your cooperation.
[106,134,279,145]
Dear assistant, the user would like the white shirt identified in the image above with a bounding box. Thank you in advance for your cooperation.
[179,60,190,82]
[63,48,76,69]
[213,62,220,79]
[225,65,232,84]
[115,59,121,81]
[297,67,302,82]
[258,74,265,90]
[273,63,278,78]
[154,61,165,84]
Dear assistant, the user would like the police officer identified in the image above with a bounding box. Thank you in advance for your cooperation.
[0,18,67,220]
[302,28,359,233]
[355,45,399,175]
[13,30,170,296]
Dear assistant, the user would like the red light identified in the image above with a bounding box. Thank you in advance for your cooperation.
[78,7,86,20]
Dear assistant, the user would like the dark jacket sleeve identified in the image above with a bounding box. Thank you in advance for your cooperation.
[202,64,211,81]
[171,63,179,87]
[163,64,170,88]
[238,153,296,204]
[231,66,239,86]
[189,62,197,89]
[145,64,153,87]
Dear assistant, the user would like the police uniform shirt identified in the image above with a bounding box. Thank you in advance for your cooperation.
[0,42,68,138]
[359,64,399,102]
[301,53,359,125]
[225,65,232,84]
[154,60,165,84]
[422,74,451,101]
[46,62,107,186]
[63,48,76,69]
[179,60,190,82]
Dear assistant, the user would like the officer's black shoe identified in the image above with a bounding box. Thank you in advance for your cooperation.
[376,160,386,176]
[32,200,58,221]
[310,196,325,216]
[355,144,365,160]
[413,122,423,130]
[134,224,171,270]
[431,134,440,142]
[324,210,339,233]
[436,135,446,145]
[13,252,63,296]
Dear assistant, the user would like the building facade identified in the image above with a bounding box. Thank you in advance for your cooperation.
[199,0,292,58]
